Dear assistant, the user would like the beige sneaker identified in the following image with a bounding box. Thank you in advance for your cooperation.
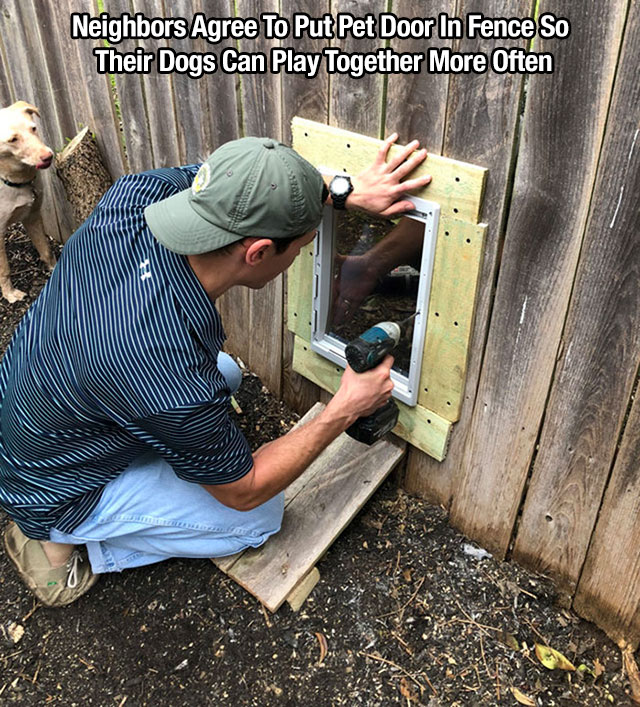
[4,522,99,607]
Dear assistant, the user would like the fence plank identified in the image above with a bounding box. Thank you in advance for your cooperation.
[574,388,640,649]
[58,0,126,179]
[386,0,454,149]
[329,0,386,138]
[401,0,534,505]
[280,0,330,414]
[449,0,629,558]
[0,33,14,105]
[233,0,283,395]
[107,0,154,172]
[513,2,640,600]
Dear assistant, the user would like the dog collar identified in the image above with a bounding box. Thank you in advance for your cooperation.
[1,176,36,188]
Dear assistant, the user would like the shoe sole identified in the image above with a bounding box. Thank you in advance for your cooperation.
[3,522,99,607]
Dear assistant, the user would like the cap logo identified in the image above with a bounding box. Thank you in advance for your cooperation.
[192,163,211,195]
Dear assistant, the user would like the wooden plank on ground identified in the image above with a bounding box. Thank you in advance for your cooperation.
[223,417,406,611]
[329,0,386,138]
[279,0,328,415]
[386,0,454,149]
[293,337,451,461]
[402,0,534,506]
[292,117,487,225]
[573,389,640,649]
[286,566,320,612]
[512,1,640,600]
[449,0,629,559]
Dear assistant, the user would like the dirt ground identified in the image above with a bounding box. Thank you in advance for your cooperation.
[0,227,638,705]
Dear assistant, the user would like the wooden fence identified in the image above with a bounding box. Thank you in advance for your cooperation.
[0,0,638,648]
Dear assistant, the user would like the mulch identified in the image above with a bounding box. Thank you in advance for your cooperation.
[0,227,637,705]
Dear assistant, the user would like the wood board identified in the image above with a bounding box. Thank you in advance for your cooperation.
[449,0,629,559]
[213,403,406,611]
[288,117,488,427]
[513,0,640,600]
[403,0,534,509]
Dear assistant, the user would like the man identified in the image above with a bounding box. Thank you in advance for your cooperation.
[0,133,430,606]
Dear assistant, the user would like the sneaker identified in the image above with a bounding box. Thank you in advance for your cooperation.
[4,522,99,607]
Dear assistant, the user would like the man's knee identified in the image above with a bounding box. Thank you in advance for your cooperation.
[216,352,242,394]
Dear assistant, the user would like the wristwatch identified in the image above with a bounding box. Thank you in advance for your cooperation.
[329,175,353,210]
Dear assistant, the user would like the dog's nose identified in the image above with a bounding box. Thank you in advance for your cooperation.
[37,150,54,170]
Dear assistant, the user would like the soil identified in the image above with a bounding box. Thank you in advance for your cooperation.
[0,229,637,706]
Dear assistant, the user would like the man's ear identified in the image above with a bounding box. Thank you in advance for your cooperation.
[243,238,275,266]
[11,101,40,117]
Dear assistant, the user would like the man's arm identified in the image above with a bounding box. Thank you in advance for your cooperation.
[202,357,394,511]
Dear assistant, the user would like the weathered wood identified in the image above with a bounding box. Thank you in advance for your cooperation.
[59,0,127,179]
[222,408,406,611]
[329,0,386,138]
[573,387,640,649]
[279,0,329,414]
[513,1,640,600]
[55,128,113,226]
[292,118,487,224]
[402,0,534,506]
[286,566,320,612]
[293,337,451,461]
[386,0,454,149]
[130,0,181,169]
[449,0,629,559]
[107,0,154,172]
[0,32,14,106]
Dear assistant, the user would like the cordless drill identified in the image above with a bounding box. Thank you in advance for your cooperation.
[344,314,416,445]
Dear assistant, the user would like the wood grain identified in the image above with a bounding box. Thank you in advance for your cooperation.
[403,0,534,507]
[386,0,455,149]
[279,0,329,414]
[513,0,640,599]
[223,410,406,610]
[574,389,640,649]
[329,0,386,138]
[449,0,629,558]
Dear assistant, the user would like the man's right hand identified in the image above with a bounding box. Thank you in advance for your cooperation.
[328,355,395,425]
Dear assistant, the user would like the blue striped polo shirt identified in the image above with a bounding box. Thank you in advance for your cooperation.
[0,165,254,540]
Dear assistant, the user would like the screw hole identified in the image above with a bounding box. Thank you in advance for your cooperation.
[293,312,297,317]
[446,401,451,406]
[545,514,553,522]
[466,238,471,243]
[455,177,460,182]
[453,208,459,214]
[346,143,351,148]
[303,346,308,351]
[304,132,308,137]
[427,419,432,424]
[454,321,459,326]
[424,387,428,392]
[435,312,439,317]
[445,231,450,236]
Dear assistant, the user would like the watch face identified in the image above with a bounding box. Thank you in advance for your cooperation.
[332,176,351,195]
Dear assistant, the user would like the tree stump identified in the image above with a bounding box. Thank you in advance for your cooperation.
[54,127,113,229]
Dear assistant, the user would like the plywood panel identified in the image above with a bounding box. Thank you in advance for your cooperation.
[293,337,451,461]
[450,0,629,559]
[402,0,534,507]
[513,0,640,599]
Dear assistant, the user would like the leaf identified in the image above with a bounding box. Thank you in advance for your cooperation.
[621,643,640,703]
[511,686,536,705]
[535,643,576,671]
[497,629,520,651]
[7,622,24,644]
[594,657,605,678]
[315,632,328,664]
[399,677,416,702]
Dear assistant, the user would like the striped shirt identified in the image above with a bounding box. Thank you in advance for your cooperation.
[0,166,253,540]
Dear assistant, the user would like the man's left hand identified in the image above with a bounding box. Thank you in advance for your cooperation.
[348,133,432,217]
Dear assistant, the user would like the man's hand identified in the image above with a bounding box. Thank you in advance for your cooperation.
[348,134,432,217]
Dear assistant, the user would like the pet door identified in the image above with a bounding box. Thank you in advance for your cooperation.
[311,178,439,406]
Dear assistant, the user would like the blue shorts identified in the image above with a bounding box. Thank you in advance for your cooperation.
[49,353,284,573]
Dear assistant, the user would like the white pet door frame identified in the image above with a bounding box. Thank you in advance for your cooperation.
[311,171,440,407]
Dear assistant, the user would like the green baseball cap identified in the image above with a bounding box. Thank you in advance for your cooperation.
[144,137,325,255]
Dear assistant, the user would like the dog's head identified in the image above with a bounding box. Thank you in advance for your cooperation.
[0,101,54,177]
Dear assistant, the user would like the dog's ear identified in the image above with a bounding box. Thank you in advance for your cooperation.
[10,101,40,117]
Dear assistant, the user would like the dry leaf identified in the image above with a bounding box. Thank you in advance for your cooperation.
[511,686,536,705]
[497,630,520,651]
[399,677,416,702]
[535,643,576,671]
[403,569,413,582]
[594,657,605,678]
[315,632,328,664]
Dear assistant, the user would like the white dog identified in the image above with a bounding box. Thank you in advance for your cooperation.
[0,101,56,303]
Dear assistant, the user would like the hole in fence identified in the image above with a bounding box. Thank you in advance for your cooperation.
[454,321,459,326]
[545,514,553,522]
[435,312,439,317]
[427,419,432,424]
[453,208,459,214]
[346,143,351,148]
[304,132,308,136]
[293,312,297,317]
[424,387,428,392]
[445,231,450,236]
[446,401,451,406]
[455,177,460,182]
[466,238,471,243]
[303,346,308,351]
